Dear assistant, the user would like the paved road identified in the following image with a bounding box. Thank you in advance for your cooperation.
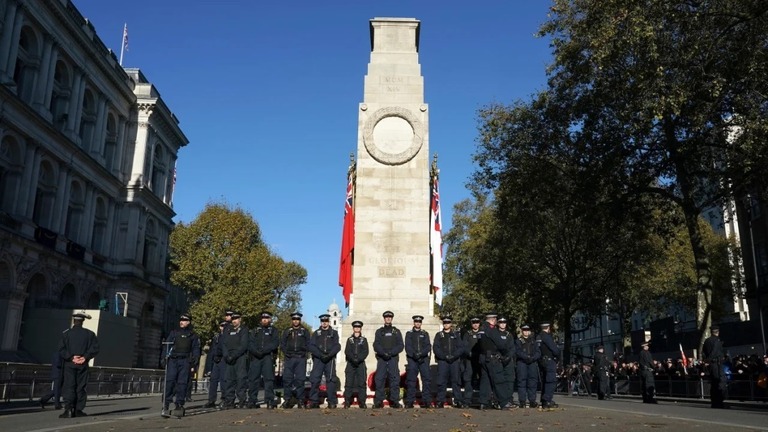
[1,394,766,432]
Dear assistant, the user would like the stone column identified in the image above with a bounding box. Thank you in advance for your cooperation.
[41,44,58,113]
[92,96,107,156]
[0,3,21,81]
[53,168,70,233]
[20,145,40,219]
[82,183,94,245]
[65,70,83,135]
[32,36,53,111]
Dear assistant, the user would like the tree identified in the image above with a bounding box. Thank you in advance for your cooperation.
[169,202,307,339]
[540,0,768,350]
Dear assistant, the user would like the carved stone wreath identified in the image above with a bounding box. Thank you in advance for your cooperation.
[363,106,424,165]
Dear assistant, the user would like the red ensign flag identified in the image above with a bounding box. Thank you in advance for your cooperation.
[338,171,355,307]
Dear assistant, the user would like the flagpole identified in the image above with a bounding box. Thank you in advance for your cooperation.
[119,23,127,66]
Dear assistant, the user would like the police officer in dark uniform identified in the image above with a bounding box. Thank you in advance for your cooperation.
[497,317,517,408]
[594,345,611,400]
[247,312,279,408]
[404,315,432,408]
[162,313,201,418]
[281,312,309,409]
[537,322,560,409]
[702,325,727,408]
[40,351,64,409]
[343,320,369,408]
[639,340,657,404]
[309,313,341,408]
[433,316,466,408]
[217,310,235,401]
[203,321,227,408]
[461,316,483,406]
[372,310,404,408]
[477,312,509,410]
[58,310,99,418]
[515,323,540,408]
[220,312,249,409]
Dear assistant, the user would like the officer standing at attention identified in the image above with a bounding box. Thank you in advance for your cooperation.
[308,313,341,408]
[217,309,234,401]
[372,310,404,408]
[162,313,201,418]
[537,322,560,409]
[432,316,466,408]
[702,325,727,408]
[497,317,517,408]
[594,345,611,400]
[477,312,509,410]
[515,324,540,408]
[220,312,249,409]
[247,312,279,408]
[404,315,432,408]
[203,321,227,408]
[639,341,657,404]
[58,310,99,418]
[343,320,369,408]
[461,317,483,407]
[280,312,309,409]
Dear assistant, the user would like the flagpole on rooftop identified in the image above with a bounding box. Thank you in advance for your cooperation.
[119,23,128,66]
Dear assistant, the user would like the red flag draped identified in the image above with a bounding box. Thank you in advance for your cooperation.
[339,171,355,307]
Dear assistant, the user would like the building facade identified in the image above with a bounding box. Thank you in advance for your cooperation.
[0,0,187,367]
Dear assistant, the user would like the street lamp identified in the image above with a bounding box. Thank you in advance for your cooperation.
[746,193,767,355]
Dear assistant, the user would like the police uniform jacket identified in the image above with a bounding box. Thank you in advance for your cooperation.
[498,329,516,362]
[405,328,432,361]
[281,325,310,358]
[168,326,201,366]
[463,329,484,361]
[479,322,505,356]
[433,330,464,363]
[515,335,540,364]
[536,331,560,362]
[221,324,249,364]
[345,334,369,365]
[204,333,223,374]
[249,324,279,359]
[373,325,404,359]
[58,324,99,368]
[639,349,654,371]
[702,336,724,363]
[594,351,610,372]
[309,327,341,361]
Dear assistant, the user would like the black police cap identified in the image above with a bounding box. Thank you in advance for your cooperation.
[351,320,363,327]
[412,315,424,322]
[319,314,331,321]
[382,311,394,318]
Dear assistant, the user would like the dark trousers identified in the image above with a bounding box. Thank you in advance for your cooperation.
[374,356,401,404]
[640,369,655,403]
[248,355,275,404]
[516,361,538,403]
[224,355,248,404]
[343,362,367,404]
[539,359,557,403]
[479,355,508,406]
[164,357,190,406]
[41,375,63,407]
[405,357,432,405]
[207,360,223,403]
[283,356,307,401]
[500,358,516,402]
[461,359,480,403]
[62,364,89,412]
[596,369,610,399]
[708,363,727,407]
[435,360,463,406]
[309,357,338,404]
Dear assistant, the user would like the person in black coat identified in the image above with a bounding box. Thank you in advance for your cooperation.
[372,310,404,408]
[432,316,466,408]
[516,324,540,408]
[404,315,432,408]
[58,310,99,418]
[161,313,201,417]
[40,351,63,409]
[343,321,369,408]
[308,313,341,408]
[203,321,227,408]
[497,317,517,408]
[247,312,280,408]
[219,312,249,409]
[639,341,657,404]
[280,312,310,408]
[702,325,728,408]
[593,345,611,400]
[537,322,561,409]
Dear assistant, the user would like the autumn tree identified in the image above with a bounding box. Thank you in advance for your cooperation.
[169,202,307,339]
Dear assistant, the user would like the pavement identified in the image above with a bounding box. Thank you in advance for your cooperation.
[1,393,766,432]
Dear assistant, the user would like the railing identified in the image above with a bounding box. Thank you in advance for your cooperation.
[557,375,768,402]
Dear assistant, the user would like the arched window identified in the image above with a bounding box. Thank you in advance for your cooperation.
[0,260,13,294]
[32,160,57,229]
[12,26,40,103]
[86,292,100,309]
[50,60,71,130]
[79,88,96,151]
[150,144,165,198]
[65,181,84,242]
[0,135,23,214]
[26,273,48,308]
[59,283,77,309]
[91,197,107,254]
[142,218,158,271]
[104,113,117,171]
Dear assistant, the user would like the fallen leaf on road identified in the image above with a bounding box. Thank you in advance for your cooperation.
[461,412,472,418]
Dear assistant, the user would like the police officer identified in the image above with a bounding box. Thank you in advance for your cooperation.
[404,315,432,408]
[281,312,309,409]
[372,310,404,408]
[58,310,99,418]
[40,351,63,409]
[639,340,657,404]
[497,317,517,408]
[433,316,466,408]
[343,320,369,408]
[515,324,540,408]
[247,312,279,408]
[220,312,249,409]
[477,312,509,410]
[203,321,227,408]
[218,309,235,400]
[309,313,341,408]
[594,345,611,400]
[461,316,483,407]
[162,313,201,418]
[537,322,560,409]
[702,325,727,408]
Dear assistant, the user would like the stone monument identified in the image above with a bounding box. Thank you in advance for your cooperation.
[344,18,440,380]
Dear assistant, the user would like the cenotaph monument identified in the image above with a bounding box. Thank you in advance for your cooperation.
[342,17,441,378]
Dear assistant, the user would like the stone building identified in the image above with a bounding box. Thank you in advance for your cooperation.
[0,0,187,367]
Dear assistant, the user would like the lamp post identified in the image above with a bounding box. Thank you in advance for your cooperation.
[746,194,767,355]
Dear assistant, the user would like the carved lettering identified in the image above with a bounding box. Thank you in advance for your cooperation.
[386,86,401,93]
[382,76,405,84]
[378,267,405,278]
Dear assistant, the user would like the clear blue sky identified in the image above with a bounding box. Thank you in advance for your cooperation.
[75,0,553,328]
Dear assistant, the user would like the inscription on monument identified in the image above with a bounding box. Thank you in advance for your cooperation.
[378,267,405,277]
[368,256,419,265]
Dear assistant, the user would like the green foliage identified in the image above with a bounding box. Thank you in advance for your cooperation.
[170,202,307,339]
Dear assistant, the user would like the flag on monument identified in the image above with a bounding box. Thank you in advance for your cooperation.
[430,176,443,306]
[679,343,688,375]
[339,170,355,307]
